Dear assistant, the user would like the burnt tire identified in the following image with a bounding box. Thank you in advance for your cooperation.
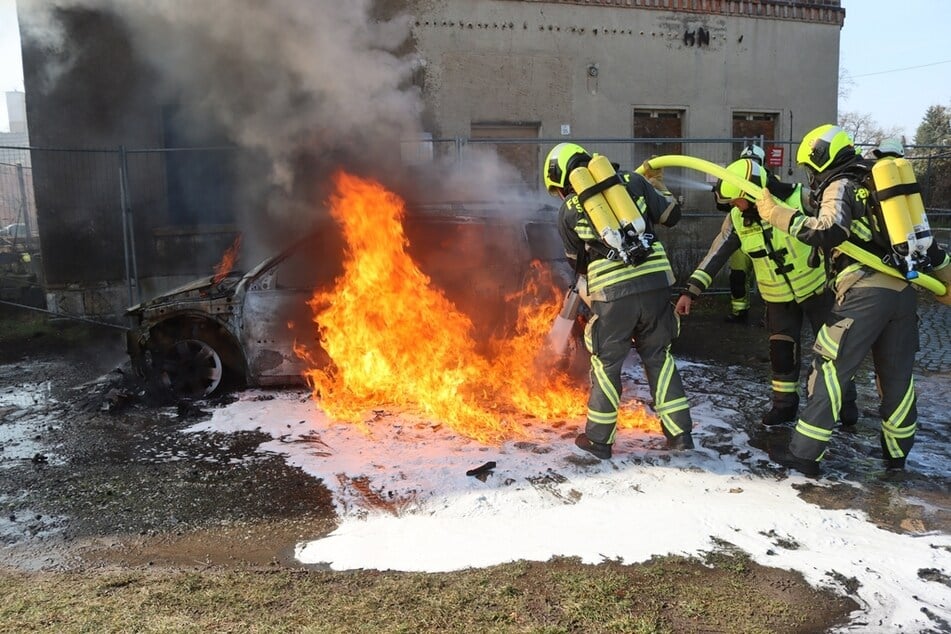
[158,338,224,398]
[148,321,245,399]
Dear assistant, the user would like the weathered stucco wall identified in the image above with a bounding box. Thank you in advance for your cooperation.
[411,0,841,143]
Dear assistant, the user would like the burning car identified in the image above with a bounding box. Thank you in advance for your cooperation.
[126,201,570,399]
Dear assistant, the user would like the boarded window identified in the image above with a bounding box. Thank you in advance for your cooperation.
[633,109,684,168]
[732,112,778,160]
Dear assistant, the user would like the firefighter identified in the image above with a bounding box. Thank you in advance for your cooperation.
[543,143,694,459]
[720,144,766,324]
[676,158,858,427]
[724,250,754,323]
[756,124,951,476]
[870,137,904,160]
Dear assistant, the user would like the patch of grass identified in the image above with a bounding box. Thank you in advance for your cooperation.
[0,304,122,363]
[0,308,102,346]
[0,306,59,342]
[0,554,856,633]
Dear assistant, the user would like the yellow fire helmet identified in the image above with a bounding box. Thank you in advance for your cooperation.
[543,142,590,195]
[797,124,855,173]
[715,158,767,203]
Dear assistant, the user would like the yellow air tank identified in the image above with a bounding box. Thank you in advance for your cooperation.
[895,158,932,254]
[871,158,916,260]
[587,154,646,236]
[568,164,624,251]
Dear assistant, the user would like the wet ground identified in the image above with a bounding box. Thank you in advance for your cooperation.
[0,310,337,570]
[673,293,951,538]
[0,294,948,573]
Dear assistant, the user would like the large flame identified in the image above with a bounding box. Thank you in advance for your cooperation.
[300,171,655,443]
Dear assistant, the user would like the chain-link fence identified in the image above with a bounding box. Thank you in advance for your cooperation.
[1,138,949,317]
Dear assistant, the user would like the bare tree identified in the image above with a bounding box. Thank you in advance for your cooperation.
[838,68,854,102]
[838,112,904,146]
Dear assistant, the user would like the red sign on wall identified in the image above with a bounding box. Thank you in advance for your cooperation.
[766,145,784,168]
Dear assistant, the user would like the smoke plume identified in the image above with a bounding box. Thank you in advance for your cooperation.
[18,0,424,218]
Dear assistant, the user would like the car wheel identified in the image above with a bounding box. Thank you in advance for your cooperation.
[147,320,246,399]
[158,337,224,398]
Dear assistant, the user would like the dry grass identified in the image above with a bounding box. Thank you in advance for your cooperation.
[0,554,855,634]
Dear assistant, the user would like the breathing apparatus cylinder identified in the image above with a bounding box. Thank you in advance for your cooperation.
[568,164,624,252]
[895,158,932,254]
[871,158,918,278]
[587,154,647,236]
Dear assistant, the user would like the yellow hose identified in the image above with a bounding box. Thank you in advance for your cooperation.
[636,155,946,295]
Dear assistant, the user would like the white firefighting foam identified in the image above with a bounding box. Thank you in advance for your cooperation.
[187,361,951,634]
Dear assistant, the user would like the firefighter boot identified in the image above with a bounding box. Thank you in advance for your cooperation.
[761,404,798,427]
[880,436,906,471]
[575,433,612,460]
[768,445,821,477]
[839,400,859,428]
[666,432,694,451]
[723,309,749,325]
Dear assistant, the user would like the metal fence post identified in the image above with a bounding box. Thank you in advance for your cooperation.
[15,162,32,250]
[118,145,140,305]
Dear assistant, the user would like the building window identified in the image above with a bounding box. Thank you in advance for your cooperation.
[633,109,684,168]
[732,112,778,159]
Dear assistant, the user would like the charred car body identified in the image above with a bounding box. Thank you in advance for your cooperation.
[126,202,569,398]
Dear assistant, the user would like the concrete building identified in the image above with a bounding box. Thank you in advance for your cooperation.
[16,0,845,319]
[409,0,842,184]
[0,91,33,240]
[5,91,28,135]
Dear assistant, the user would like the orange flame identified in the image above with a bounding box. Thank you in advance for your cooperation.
[300,171,655,443]
[212,235,242,284]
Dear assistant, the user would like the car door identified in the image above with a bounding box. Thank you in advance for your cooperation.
[241,232,342,385]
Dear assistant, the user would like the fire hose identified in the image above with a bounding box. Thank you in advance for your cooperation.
[635,155,947,296]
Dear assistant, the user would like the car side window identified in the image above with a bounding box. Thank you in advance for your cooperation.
[272,234,342,290]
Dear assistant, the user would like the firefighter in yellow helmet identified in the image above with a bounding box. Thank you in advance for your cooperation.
[543,142,694,459]
[756,124,951,476]
[676,157,857,427]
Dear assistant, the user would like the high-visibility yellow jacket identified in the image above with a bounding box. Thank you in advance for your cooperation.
[558,171,679,302]
[684,185,827,304]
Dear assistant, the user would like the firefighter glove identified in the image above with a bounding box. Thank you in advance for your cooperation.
[755,189,795,229]
[933,261,951,305]
[641,160,668,193]
[641,159,663,181]
[756,189,779,223]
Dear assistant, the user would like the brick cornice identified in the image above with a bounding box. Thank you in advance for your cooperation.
[507,0,845,26]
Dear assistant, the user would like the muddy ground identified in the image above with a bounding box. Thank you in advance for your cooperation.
[0,306,337,570]
[0,296,948,631]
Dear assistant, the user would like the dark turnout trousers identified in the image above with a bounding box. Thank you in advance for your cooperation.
[766,290,857,413]
[583,287,692,445]
[791,284,918,462]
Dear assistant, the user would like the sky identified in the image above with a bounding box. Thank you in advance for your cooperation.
[0,0,23,132]
[0,0,948,137]
[838,0,951,140]
[184,360,951,633]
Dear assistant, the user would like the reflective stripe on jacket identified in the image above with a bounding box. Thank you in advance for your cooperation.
[559,173,676,301]
[686,186,825,303]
